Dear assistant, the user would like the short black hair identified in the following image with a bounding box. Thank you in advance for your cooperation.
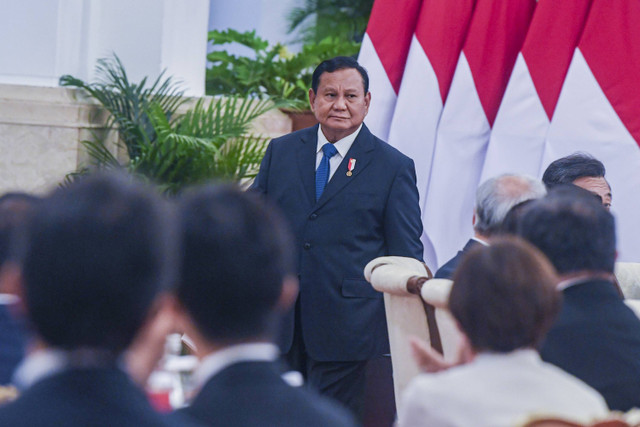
[542,152,606,189]
[177,185,294,343]
[0,193,39,266]
[517,185,616,274]
[450,237,560,353]
[311,56,369,94]
[21,173,175,354]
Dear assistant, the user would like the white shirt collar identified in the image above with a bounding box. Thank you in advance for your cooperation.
[13,349,67,390]
[316,124,362,159]
[471,237,489,246]
[13,347,123,390]
[192,342,279,390]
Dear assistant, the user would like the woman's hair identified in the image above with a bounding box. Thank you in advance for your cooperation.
[450,237,561,353]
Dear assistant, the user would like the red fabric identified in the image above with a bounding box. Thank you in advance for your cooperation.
[523,0,592,120]
[415,0,476,103]
[366,0,423,94]
[463,0,536,126]
[579,0,640,145]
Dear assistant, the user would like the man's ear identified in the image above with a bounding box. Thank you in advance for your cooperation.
[364,91,371,114]
[276,276,299,313]
[308,88,316,112]
[472,210,477,227]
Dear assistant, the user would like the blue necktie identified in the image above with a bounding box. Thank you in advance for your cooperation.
[315,143,338,201]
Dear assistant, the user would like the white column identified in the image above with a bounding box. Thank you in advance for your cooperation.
[0,0,209,96]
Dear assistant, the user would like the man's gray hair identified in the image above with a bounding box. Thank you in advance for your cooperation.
[474,174,546,236]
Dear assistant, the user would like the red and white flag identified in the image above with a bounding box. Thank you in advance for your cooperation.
[542,0,640,261]
[358,0,422,141]
[386,0,475,269]
[480,0,592,181]
[422,0,536,267]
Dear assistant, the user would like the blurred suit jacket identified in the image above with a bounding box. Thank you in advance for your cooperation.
[540,278,640,411]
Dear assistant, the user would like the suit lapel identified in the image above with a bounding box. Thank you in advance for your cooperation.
[296,125,319,206]
[315,125,376,210]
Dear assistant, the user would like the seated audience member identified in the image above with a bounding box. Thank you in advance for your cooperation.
[542,152,611,209]
[517,185,640,411]
[0,174,192,426]
[399,238,608,427]
[0,193,38,384]
[435,174,545,278]
[174,185,356,427]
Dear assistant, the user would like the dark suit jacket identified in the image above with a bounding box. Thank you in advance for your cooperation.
[179,361,356,427]
[434,239,480,279]
[540,279,640,411]
[0,366,192,426]
[251,124,423,361]
[0,303,26,384]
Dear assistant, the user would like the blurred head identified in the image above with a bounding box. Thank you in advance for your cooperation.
[517,185,616,275]
[309,56,371,142]
[450,237,560,353]
[0,193,39,267]
[177,185,295,345]
[474,174,546,237]
[21,173,175,354]
[542,152,611,209]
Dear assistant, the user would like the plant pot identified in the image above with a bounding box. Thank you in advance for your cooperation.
[281,109,318,132]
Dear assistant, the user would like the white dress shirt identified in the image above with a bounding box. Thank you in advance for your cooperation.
[191,342,279,391]
[315,124,362,181]
[398,349,608,427]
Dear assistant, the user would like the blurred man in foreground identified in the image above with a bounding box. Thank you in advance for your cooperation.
[518,186,640,411]
[0,174,190,426]
[174,185,355,427]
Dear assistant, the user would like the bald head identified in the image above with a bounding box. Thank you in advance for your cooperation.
[474,174,546,237]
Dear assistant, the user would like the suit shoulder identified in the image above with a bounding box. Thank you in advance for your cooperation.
[370,134,414,166]
[270,125,316,146]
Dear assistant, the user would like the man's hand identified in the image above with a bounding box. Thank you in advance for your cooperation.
[409,335,474,373]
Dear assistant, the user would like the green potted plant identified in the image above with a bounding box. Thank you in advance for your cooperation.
[61,55,277,194]
[205,29,360,130]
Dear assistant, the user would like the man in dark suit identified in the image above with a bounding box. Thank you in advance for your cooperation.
[435,174,545,279]
[518,185,640,411]
[0,174,190,426]
[251,56,423,417]
[175,185,355,427]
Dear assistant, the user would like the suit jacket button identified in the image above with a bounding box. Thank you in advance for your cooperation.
[309,213,318,220]
[303,242,311,250]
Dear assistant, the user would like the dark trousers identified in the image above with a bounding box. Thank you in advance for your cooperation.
[285,300,395,426]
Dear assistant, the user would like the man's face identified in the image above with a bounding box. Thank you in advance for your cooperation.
[309,68,371,142]
[573,176,612,210]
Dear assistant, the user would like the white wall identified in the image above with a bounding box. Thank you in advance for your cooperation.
[0,0,209,95]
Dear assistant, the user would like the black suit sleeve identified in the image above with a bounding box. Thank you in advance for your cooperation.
[383,156,424,260]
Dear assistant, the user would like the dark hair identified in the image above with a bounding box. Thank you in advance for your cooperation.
[542,152,606,189]
[0,193,39,266]
[517,185,616,274]
[311,56,369,94]
[450,237,560,353]
[497,199,535,236]
[177,185,294,343]
[21,173,175,354]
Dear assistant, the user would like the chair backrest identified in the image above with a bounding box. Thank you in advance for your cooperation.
[420,279,465,362]
[364,256,434,408]
[615,262,640,299]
